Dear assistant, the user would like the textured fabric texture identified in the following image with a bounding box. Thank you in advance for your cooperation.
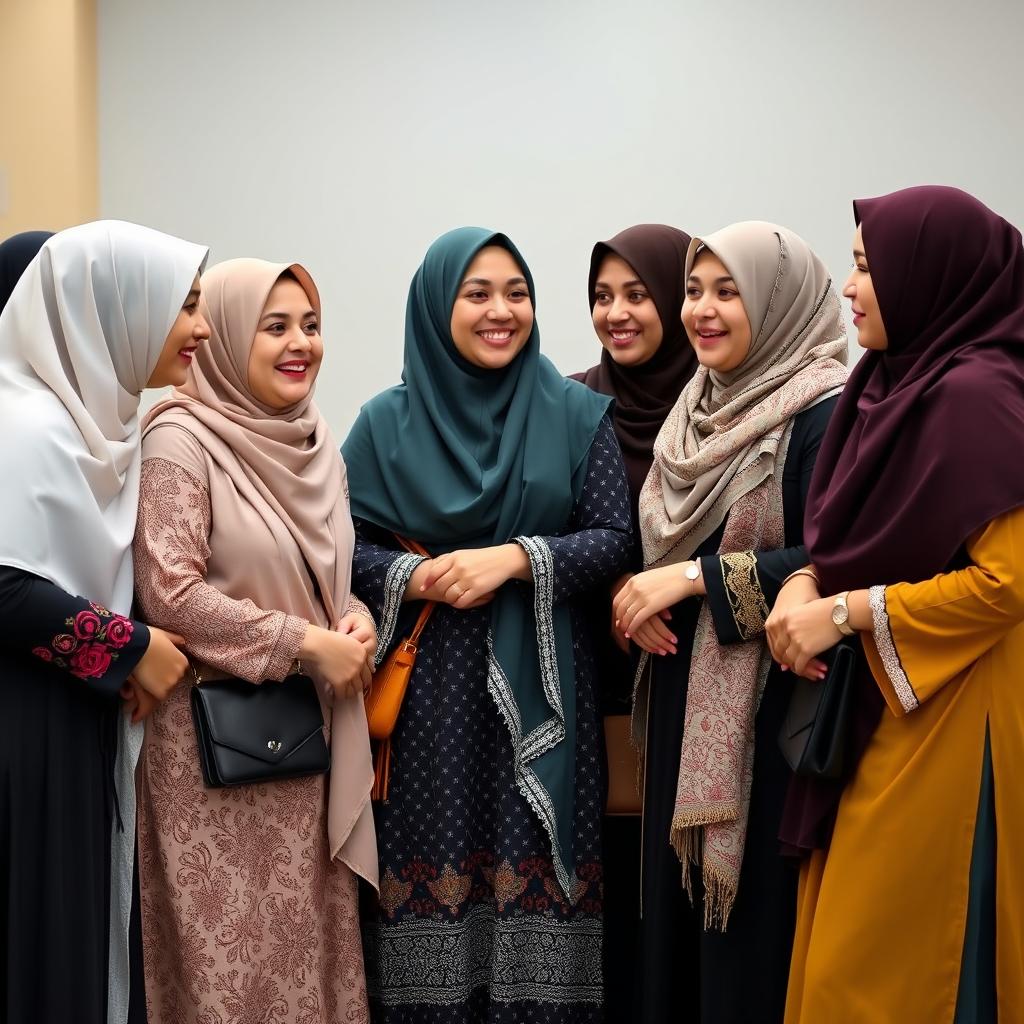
[143,258,375,880]
[133,448,371,1023]
[354,416,632,1022]
[634,222,847,928]
[0,220,208,1024]
[574,223,695,501]
[342,227,610,890]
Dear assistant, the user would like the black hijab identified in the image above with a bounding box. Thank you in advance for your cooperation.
[0,231,53,310]
[573,224,695,501]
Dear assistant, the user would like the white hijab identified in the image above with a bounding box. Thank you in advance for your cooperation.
[0,220,208,611]
[0,219,208,1024]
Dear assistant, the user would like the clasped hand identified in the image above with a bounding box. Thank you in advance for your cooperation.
[414,544,530,609]
[764,575,836,680]
[612,565,691,656]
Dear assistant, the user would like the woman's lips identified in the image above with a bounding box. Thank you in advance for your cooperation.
[275,361,308,378]
[609,328,639,348]
[178,347,197,362]
[695,328,727,347]
[478,328,514,348]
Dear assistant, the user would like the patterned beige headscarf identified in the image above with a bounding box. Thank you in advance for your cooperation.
[635,222,848,927]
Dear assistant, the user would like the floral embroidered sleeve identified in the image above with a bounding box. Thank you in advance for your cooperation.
[133,458,308,684]
[523,416,633,606]
[0,565,149,698]
[700,398,835,644]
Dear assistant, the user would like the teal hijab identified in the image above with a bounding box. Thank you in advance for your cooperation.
[343,227,610,892]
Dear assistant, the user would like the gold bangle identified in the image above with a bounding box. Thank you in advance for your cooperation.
[780,567,819,589]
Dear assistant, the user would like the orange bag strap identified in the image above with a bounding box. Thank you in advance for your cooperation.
[395,534,436,643]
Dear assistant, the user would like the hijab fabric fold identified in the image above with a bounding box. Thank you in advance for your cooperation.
[143,258,377,885]
[574,224,695,501]
[0,220,209,1024]
[636,222,848,926]
[783,185,1024,853]
[342,228,609,894]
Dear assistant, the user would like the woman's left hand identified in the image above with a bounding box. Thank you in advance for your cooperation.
[335,611,377,666]
[120,678,159,724]
[769,597,841,679]
[613,565,691,637]
[420,544,530,609]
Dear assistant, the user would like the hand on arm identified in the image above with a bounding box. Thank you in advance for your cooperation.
[612,562,704,649]
[410,544,532,609]
[766,569,871,680]
[299,624,372,700]
[130,626,190,703]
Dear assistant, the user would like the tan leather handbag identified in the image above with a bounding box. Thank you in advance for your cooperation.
[364,537,435,800]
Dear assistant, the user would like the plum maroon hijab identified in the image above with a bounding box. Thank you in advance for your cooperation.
[783,186,1024,853]
[573,224,695,501]
[807,185,1024,590]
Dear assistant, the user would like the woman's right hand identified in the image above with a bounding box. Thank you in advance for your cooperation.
[301,625,372,700]
[132,627,189,701]
[766,572,828,676]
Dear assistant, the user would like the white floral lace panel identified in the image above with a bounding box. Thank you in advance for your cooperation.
[868,584,919,713]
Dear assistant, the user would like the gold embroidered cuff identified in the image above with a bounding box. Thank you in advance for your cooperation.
[720,551,770,641]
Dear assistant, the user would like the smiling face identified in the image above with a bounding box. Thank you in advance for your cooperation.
[449,245,534,370]
[591,253,664,367]
[843,224,888,351]
[682,250,752,373]
[246,274,323,409]
[147,274,210,388]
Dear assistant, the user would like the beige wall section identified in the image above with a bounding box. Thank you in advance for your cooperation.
[0,0,97,236]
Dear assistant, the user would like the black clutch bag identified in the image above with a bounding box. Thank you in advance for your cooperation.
[190,669,330,788]
[777,638,858,780]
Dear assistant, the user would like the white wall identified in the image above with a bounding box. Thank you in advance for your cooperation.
[99,0,1024,435]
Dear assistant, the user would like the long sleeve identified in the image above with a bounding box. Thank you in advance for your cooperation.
[133,458,308,684]
[0,565,149,697]
[862,506,1024,716]
[517,416,633,605]
[701,397,836,644]
[350,522,425,666]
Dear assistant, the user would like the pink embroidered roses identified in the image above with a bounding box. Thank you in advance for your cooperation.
[32,606,136,680]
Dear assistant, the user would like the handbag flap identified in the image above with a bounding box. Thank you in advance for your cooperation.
[193,675,325,765]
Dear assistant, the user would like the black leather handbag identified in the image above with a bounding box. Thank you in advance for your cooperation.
[190,669,330,788]
[777,638,858,780]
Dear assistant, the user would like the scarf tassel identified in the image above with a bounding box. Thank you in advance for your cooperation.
[671,823,738,931]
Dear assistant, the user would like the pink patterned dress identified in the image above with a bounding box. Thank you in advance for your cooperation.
[133,426,371,1024]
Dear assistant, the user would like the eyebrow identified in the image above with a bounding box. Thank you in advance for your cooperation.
[687,275,736,285]
[260,309,316,321]
[853,249,867,259]
[184,289,200,302]
[595,279,645,290]
[462,276,528,288]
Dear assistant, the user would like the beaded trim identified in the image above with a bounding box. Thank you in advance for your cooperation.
[868,585,918,713]
[376,552,426,668]
[720,550,770,640]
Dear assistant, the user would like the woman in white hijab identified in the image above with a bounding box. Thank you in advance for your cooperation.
[0,221,209,1024]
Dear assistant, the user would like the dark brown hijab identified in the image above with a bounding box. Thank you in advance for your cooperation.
[572,224,695,500]
[808,184,1024,591]
[783,185,1024,852]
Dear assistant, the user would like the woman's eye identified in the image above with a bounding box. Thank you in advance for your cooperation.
[685,287,701,298]
[509,290,529,300]
[629,292,648,303]
[304,322,319,334]
[719,289,738,300]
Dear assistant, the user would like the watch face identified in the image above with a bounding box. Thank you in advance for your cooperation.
[832,603,849,626]
[685,563,700,580]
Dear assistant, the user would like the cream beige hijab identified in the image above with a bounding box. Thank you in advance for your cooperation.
[144,258,376,885]
[639,222,849,569]
[636,222,847,927]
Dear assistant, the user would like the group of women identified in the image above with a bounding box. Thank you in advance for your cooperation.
[0,183,1021,1024]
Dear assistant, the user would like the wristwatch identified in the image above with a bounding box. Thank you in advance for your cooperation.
[831,591,855,636]
[683,561,702,582]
